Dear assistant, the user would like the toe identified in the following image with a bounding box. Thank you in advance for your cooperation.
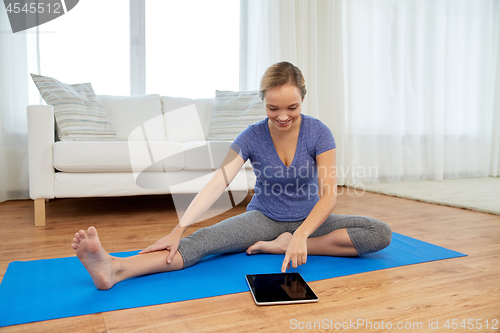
[246,242,262,255]
[87,226,98,238]
[79,230,87,239]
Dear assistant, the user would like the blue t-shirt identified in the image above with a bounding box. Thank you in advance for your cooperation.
[230,114,336,221]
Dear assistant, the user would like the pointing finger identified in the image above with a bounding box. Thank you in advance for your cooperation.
[282,255,290,273]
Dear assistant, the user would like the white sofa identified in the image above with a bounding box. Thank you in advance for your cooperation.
[27,94,256,226]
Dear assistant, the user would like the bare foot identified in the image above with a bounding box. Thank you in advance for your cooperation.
[246,232,293,255]
[71,226,117,290]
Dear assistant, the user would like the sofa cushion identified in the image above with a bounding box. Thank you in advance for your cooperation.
[98,94,165,141]
[30,74,117,141]
[53,141,184,172]
[207,90,265,140]
[183,141,213,170]
[53,169,255,198]
[183,141,253,171]
[164,104,205,143]
[161,96,214,141]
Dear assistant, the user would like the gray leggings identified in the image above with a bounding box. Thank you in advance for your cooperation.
[177,210,392,268]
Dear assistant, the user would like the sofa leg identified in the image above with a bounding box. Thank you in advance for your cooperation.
[34,199,46,227]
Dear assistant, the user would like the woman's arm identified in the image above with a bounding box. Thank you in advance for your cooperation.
[178,148,246,227]
[281,148,337,272]
[293,148,337,237]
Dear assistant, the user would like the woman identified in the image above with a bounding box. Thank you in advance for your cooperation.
[72,62,391,290]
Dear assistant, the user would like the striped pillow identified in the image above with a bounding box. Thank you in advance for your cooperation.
[31,74,117,141]
[207,90,266,141]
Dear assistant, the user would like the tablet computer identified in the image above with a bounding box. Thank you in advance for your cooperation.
[245,272,319,306]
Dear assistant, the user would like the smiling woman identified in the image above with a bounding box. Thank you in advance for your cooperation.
[69,61,392,291]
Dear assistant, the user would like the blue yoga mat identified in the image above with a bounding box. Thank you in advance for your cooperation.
[0,233,465,327]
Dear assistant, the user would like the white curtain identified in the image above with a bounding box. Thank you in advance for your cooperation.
[343,0,500,183]
[492,23,500,177]
[240,0,500,184]
[0,7,39,202]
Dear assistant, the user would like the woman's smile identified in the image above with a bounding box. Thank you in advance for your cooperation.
[275,118,292,127]
[264,83,303,133]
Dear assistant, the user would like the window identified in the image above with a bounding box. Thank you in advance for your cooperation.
[145,0,239,98]
[37,0,130,95]
[36,0,239,98]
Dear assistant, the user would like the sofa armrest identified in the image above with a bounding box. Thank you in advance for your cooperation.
[27,105,55,200]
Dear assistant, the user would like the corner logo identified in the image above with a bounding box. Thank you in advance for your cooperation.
[3,0,79,33]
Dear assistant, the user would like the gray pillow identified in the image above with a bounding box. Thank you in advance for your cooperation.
[31,74,117,141]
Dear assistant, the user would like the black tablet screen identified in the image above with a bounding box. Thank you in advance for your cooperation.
[246,273,318,305]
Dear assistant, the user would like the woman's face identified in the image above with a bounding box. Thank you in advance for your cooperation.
[264,84,303,133]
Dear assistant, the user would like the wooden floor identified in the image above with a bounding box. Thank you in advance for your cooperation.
[0,188,499,332]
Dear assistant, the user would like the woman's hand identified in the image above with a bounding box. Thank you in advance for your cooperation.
[281,233,308,273]
[139,231,181,264]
